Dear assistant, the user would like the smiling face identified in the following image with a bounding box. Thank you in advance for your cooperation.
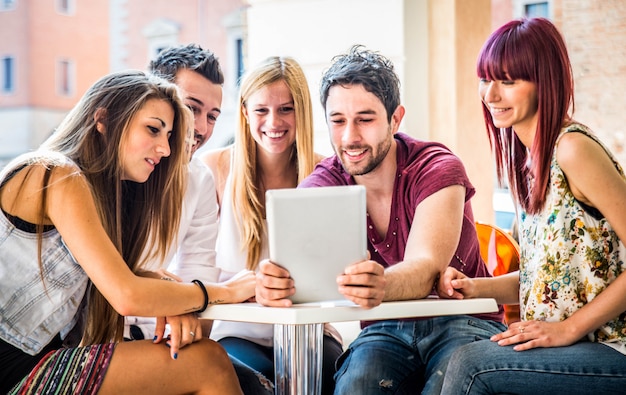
[119,98,174,182]
[325,84,402,176]
[175,68,222,155]
[479,77,539,142]
[243,79,297,155]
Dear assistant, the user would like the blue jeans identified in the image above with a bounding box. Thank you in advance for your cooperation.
[334,316,506,395]
[441,339,626,394]
[229,355,274,395]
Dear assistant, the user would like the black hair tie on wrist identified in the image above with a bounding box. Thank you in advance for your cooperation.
[192,279,209,313]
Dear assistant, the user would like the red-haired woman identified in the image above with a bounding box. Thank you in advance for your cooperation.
[439,17,626,394]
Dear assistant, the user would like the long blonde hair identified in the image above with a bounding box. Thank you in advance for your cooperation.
[10,70,190,344]
[232,56,316,270]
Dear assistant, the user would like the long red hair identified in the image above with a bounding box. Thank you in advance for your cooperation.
[477,18,574,214]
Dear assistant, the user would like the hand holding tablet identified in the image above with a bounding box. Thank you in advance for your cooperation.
[265,185,368,304]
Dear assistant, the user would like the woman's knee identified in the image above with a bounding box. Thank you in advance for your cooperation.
[447,340,496,375]
[193,338,233,369]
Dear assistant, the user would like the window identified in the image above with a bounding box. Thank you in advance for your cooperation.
[525,2,549,18]
[57,59,74,96]
[0,0,16,11]
[514,0,550,19]
[56,0,75,15]
[2,56,14,93]
[142,19,179,66]
[236,38,244,83]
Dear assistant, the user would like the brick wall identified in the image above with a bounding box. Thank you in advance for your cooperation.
[558,0,626,165]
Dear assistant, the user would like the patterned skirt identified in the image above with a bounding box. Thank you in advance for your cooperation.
[9,343,116,394]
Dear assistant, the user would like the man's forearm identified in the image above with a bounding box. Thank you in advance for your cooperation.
[383,260,442,301]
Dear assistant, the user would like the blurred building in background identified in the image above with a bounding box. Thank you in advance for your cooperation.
[1,0,624,228]
[0,0,246,165]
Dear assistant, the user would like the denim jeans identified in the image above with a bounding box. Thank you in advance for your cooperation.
[229,355,274,395]
[441,339,626,394]
[334,315,506,395]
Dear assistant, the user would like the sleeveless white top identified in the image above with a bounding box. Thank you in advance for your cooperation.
[210,162,273,346]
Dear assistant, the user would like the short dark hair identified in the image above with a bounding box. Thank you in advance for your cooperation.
[319,45,400,122]
[148,43,224,85]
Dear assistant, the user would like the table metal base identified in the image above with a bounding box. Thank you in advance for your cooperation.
[273,323,323,395]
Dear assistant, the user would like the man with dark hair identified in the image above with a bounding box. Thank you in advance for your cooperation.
[257,45,506,394]
[149,43,224,153]
[126,44,272,394]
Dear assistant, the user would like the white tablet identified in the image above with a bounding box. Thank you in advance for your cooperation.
[265,185,368,304]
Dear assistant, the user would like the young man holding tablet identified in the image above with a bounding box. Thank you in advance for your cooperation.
[256,45,505,394]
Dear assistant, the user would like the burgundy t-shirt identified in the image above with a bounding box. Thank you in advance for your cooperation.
[299,132,504,324]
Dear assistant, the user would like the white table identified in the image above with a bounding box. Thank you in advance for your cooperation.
[200,298,498,395]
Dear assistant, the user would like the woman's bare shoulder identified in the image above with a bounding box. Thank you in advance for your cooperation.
[202,146,231,172]
[314,152,327,165]
[200,146,232,202]
[1,161,85,223]
[5,160,82,190]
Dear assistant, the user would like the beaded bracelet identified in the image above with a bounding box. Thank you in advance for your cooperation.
[192,279,209,313]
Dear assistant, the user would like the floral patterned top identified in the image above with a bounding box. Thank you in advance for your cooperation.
[519,123,626,355]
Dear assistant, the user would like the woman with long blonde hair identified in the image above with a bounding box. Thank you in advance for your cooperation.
[203,56,342,394]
